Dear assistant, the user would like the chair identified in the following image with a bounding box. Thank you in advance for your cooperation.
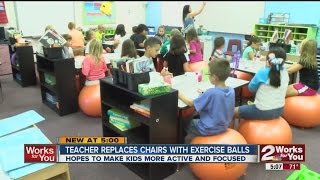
[224,39,241,56]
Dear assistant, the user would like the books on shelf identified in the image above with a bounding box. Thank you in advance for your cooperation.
[107,108,141,131]
[130,100,151,118]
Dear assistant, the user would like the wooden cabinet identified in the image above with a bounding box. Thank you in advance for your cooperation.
[36,54,78,116]
[100,77,178,180]
[9,45,36,87]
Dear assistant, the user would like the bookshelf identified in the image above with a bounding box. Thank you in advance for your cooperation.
[100,77,178,180]
[36,54,78,116]
[9,45,37,87]
[254,24,318,45]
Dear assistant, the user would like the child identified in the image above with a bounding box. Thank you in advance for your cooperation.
[161,34,191,76]
[121,39,138,58]
[234,47,289,120]
[133,37,161,73]
[154,25,168,44]
[179,60,235,140]
[82,39,108,86]
[95,25,105,40]
[68,22,85,49]
[286,39,319,96]
[62,34,74,59]
[210,37,226,61]
[242,35,261,60]
[186,28,203,63]
[114,24,130,54]
[130,24,148,49]
[160,28,181,57]
[85,30,95,55]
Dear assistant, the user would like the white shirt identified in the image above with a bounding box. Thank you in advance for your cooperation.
[114,34,130,54]
[85,40,92,55]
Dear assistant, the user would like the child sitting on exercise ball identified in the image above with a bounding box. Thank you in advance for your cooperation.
[82,39,109,86]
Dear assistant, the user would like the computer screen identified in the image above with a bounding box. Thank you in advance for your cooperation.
[147,26,156,36]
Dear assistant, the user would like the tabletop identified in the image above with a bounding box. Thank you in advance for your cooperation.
[171,73,249,108]
[74,53,120,69]
[230,59,295,74]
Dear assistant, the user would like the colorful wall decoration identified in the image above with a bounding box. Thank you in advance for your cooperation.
[83,1,116,25]
[0,1,8,24]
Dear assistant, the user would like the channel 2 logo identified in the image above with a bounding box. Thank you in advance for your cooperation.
[260,144,305,162]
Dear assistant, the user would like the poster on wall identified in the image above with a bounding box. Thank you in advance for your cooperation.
[83,1,116,25]
[0,1,8,24]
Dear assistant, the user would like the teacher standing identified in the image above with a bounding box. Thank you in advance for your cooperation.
[182,2,206,32]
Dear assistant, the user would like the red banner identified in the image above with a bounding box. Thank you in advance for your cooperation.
[0,1,8,24]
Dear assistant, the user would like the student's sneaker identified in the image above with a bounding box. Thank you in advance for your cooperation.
[247,101,254,105]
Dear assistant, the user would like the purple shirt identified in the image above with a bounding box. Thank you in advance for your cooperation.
[188,40,203,63]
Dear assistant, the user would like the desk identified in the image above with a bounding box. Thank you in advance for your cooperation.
[172,73,249,108]
[172,73,249,145]
[230,59,297,83]
[260,50,300,63]
[102,41,115,52]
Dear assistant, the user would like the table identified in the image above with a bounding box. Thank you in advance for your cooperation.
[171,73,249,108]
[171,73,249,146]
[229,58,297,83]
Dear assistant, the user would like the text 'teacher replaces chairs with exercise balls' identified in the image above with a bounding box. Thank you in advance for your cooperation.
[224,39,242,56]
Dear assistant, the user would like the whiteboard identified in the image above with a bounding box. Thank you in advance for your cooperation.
[15,2,75,37]
[161,1,265,35]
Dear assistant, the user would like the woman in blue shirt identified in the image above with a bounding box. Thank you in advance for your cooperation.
[182,2,206,32]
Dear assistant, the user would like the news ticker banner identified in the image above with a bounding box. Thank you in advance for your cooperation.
[24,137,305,168]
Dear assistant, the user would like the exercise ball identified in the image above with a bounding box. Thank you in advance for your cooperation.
[283,95,320,128]
[78,84,101,117]
[190,129,248,180]
[238,117,292,144]
[234,71,253,98]
[189,61,208,72]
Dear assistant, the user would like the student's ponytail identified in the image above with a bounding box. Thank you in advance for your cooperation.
[269,65,281,87]
[268,47,286,88]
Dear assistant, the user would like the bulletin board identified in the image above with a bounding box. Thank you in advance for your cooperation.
[0,1,8,24]
[83,1,116,25]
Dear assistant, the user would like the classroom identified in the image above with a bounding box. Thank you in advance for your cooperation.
[0,1,320,180]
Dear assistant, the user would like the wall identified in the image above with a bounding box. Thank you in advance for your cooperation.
[145,1,161,30]
[1,1,145,36]
[264,2,320,25]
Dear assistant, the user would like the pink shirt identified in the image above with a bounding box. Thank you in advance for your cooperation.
[188,40,203,63]
[69,29,85,48]
[82,55,108,81]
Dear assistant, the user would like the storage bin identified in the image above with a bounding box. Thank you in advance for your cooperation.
[43,47,63,59]
[111,68,150,92]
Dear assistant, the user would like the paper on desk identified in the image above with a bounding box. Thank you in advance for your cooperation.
[0,127,51,172]
[0,110,45,137]
[0,167,10,180]
[8,163,54,179]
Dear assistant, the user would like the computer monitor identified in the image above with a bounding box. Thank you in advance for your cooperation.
[244,34,252,41]
[0,27,6,40]
[147,26,156,36]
